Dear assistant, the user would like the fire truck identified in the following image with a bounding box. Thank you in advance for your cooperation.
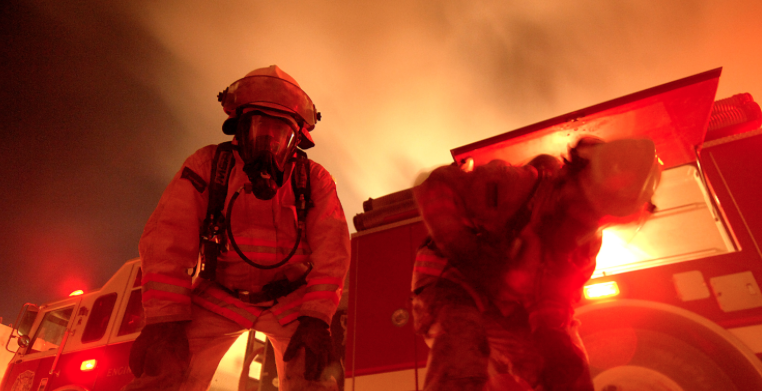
[346,68,762,391]
[4,68,762,391]
[0,259,284,391]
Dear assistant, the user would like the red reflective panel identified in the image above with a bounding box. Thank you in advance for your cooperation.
[451,68,721,170]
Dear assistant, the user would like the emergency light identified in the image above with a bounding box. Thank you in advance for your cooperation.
[69,290,84,296]
[80,359,97,371]
[583,281,620,300]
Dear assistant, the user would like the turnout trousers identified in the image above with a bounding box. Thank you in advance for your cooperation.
[122,303,338,391]
[412,279,589,391]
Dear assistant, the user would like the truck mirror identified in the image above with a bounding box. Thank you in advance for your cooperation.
[17,336,30,348]
[15,303,39,337]
[5,303,38,353]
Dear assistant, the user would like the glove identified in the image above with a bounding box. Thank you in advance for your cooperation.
[128,321,190,378]
[283,316,334,381]
[533,327,587,389]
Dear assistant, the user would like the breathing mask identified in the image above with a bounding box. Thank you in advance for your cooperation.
[235,106,301,200]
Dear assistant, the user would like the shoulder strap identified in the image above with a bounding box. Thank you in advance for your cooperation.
[291,149,312,228]
[207,141,236,220]
[199,141,236,280]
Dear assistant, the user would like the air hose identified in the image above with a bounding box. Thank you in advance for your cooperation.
[225,186,303,270]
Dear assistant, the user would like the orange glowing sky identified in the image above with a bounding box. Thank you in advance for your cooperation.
[122,0,762,219]
[2,0,762,321]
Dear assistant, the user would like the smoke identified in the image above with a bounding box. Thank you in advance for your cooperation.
[2,0,762,321]
[0,0,185,320]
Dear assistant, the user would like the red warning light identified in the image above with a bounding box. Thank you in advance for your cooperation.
[69,290,84,297]
[81,359,97,371]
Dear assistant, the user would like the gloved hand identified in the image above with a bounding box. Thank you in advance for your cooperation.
[283,316,334,381]
[128,321,190,378]
[533,327,588,390]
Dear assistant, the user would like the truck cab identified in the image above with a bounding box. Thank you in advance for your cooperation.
[1,259,143,391]
[1,258,280,391]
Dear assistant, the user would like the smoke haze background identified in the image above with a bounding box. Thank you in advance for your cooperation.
[1,0,761,322]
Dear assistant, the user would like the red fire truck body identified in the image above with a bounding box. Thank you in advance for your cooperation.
[346,68,762,390]
[0,260,276,391]
[4,68,762,391]
[0,260,143,391]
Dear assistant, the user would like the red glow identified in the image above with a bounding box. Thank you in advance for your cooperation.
[81,359,97,371]
[69,290,84,296]
[451,69,721,171]
[584,281,620,300]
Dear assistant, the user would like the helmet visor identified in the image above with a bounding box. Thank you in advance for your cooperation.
[238,109,300,172]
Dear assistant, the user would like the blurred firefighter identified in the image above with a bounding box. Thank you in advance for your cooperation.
[411,138,661,391]
[122,65,350,391]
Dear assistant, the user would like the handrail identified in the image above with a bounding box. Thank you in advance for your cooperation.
[49,329,71,376]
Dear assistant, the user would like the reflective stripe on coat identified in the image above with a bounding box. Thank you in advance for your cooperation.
[140,143,350,327]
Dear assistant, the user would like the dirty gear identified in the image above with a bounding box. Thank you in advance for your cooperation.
[123,65,349,391]
[138,142,349,329]
[130,143,349,390]
[413,278,544,391]
[123,305,339,391]
[128,321,190,380]
[411,139,660,390]
[283,316,335,381]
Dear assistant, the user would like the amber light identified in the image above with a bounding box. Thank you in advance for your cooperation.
[584,281,620,300]
[81,359,97,371]
[460,157,474,172]
[69,290,84,296]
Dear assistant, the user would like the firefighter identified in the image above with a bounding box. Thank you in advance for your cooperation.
[123,65,350,391]
[411,138,661,390]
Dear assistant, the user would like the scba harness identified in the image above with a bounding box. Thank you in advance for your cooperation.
[198,141,313,302]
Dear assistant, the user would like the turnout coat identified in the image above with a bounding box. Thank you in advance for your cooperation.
[139,143,351,328]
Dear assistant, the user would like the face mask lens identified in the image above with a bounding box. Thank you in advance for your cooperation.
[236,110,300,193]
[240,112,297,158]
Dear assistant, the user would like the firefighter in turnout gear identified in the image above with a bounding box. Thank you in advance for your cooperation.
[411,138,661,390]
[123,65,350,391]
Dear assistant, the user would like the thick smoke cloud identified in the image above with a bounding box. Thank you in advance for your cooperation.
[1,0,761,322]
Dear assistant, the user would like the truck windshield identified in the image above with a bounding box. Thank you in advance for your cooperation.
[28,306,74,354]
